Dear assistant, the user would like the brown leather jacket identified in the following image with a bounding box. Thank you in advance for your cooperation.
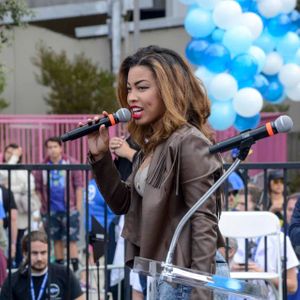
[90,124,224,299]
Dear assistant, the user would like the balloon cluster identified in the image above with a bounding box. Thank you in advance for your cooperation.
[181,0,300,131]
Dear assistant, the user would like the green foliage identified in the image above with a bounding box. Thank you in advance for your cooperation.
[33,44,118,114]
[262,102,290,113]
[0,0,31,112]
[0,0,32,44]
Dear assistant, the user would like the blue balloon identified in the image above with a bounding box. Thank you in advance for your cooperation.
[238,78,254,89]
[185,39,210,65]
[267,14,292,37]
[254,30,276,53]
[209,101,236,131]
[184,8,215,38]
[230,54,258,83]
[234,114,261,131]
[262,75,284,102]
[211,29,225,43]
[253,74,269,95]
[235,0,253,12]
[276,32,300,58]
[203,43,231,73]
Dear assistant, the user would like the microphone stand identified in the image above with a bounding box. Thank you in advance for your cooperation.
[165,138,253,266]
[133,138,268,299]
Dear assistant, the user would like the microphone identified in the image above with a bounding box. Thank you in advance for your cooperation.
[60,108,131,142]
[209,115,293,154]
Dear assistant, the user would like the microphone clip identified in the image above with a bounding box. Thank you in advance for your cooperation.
[236,137,255,161]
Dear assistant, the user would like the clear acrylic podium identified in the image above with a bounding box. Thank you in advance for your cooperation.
[133,144,270,300]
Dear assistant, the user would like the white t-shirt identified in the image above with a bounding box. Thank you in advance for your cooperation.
[233,233,299,300]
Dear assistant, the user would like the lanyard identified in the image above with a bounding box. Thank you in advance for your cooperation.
[30,272,48,300]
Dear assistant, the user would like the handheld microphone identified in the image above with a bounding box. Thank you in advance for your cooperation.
[60,108,131,142]
[209,115,293,154]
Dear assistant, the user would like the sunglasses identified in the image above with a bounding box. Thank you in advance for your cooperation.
[272,178,284,184]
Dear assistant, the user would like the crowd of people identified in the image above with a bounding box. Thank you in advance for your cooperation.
[0,46,299,300]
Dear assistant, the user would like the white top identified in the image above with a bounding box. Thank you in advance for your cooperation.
[233,233,299,300]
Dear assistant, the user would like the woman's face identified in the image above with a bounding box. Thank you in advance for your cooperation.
[127,65,165,127]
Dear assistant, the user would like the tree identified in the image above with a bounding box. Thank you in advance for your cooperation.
[0,0,31,111]
[33,43,118,114]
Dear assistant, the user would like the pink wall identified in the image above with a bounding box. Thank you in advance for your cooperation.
[0,112,286,164]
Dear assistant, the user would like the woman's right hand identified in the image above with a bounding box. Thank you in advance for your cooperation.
[80,113,110,160]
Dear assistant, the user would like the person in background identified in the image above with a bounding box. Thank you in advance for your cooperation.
[0,143,40,267]
[34,137,83,273]
[0,196,7,286]
[226,172,244,211]
[286,193,300,232]
[0,230,84,300]
[233,185,298,299]
[0,183,17,266]
[266,170,285,222]
[85,45,224,299]
[108,136,143,300]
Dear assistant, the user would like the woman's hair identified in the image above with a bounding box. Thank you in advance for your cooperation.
[3,143,22,163]
[117,45,213,154]
[22,230,48,255]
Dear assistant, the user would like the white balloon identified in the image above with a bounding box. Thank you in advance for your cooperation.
[280,0,297,14]
[248,46,266,73]
[196,0,221,10]
[195,66,216,88]
[212,1,242,30]
[237,12,264,40]
[233,88,263,117]
[262,52,284,75]
[278,64,300,88]
[257,0,282,18]
[209,73,238,101]
[286,82,300,101]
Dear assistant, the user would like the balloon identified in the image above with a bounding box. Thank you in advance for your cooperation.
[248,46,266,73]
[276,32,300,58]
[223,26,253,56]
[253,74,270,94]
[257,0,282,18]
[212,1,242,30]
[262,52,284,75]
[286,82,300,101]
[211,28,225,43]
[185,39,210,65]
[194,66,216,87]
[278,63,300,88]
[267,14,292,37]
[237,12,264,40]
[196,0,221,10]
[263,75,284,102]
[203,43,231,73]
[234,114,261,131]
[270,93,287,104]
[254,29,276,53]
[209,73,238,101]
[209,101,236,130]
[179,0,197,4]
[184,8,215,38]
[233,88,263,117]
[230,54,258,83]
[235,0,253,12]
[281,0,297,14]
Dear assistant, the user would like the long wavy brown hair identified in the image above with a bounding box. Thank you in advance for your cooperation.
[117,45,213,154]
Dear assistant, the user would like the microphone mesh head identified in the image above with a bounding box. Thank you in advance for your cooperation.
[274,115,293,133]
[116,108,132,122]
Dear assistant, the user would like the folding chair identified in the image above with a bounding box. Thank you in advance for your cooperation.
[219,211,282,300]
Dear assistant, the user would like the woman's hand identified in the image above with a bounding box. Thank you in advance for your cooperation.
[80,112,110,160]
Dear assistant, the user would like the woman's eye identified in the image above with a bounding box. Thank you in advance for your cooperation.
[138,86,148,91]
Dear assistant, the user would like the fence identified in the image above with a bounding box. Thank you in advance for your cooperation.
[1,161,299,299]
[0,112,287,164]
